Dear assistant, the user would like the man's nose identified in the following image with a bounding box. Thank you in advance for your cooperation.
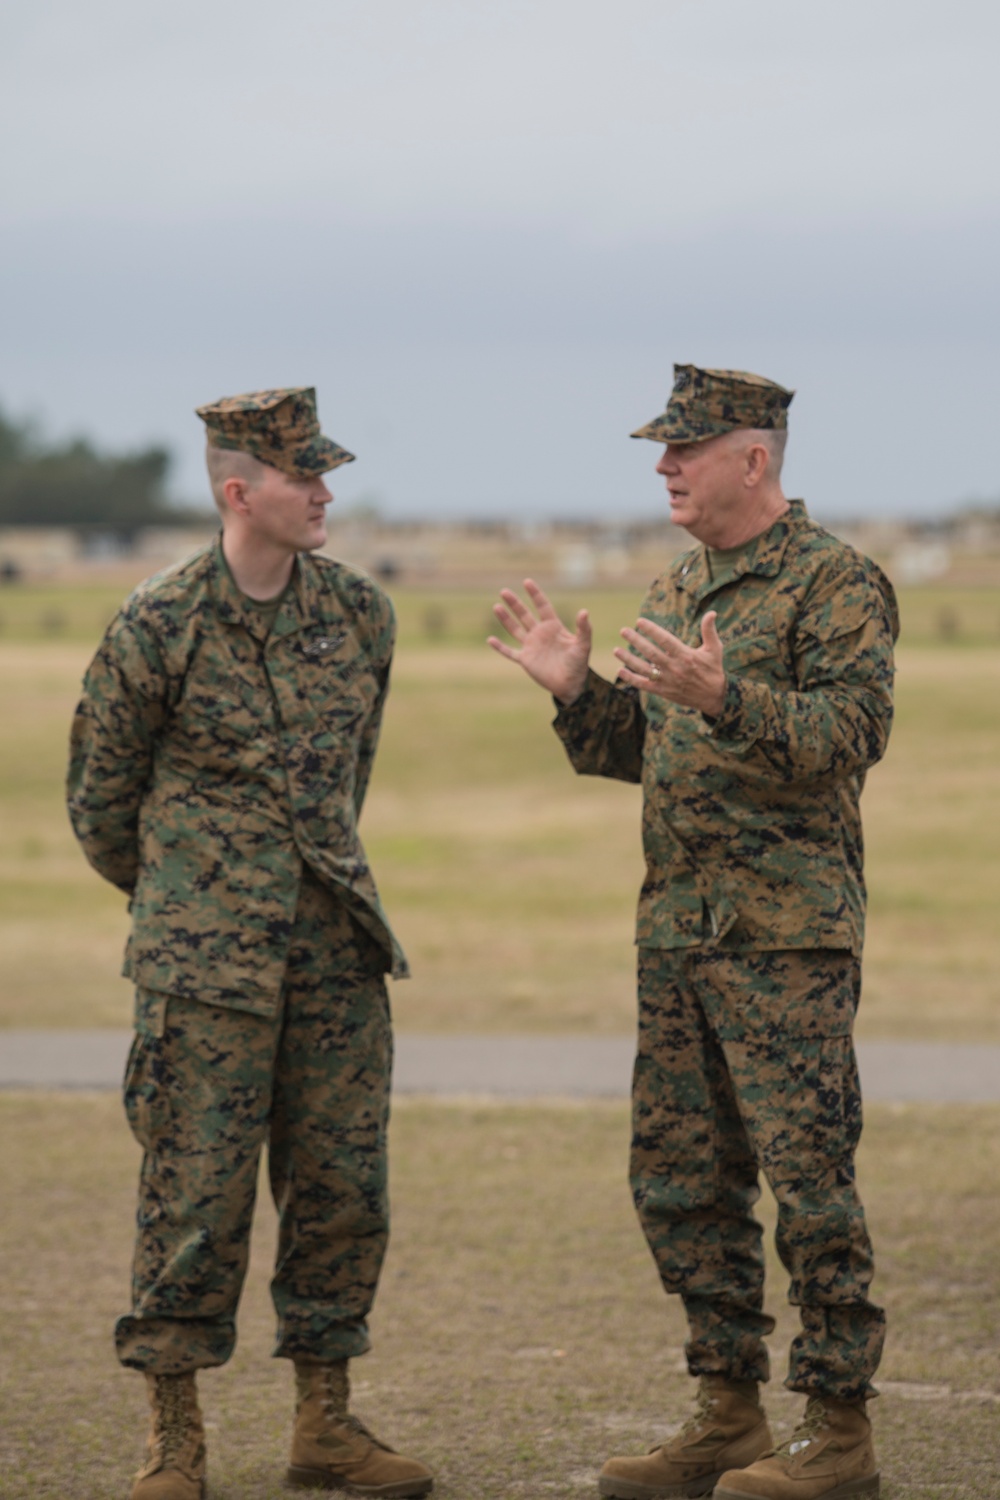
[656,450,678,476]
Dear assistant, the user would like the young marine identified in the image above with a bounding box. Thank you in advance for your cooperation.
[68,388,432,1499]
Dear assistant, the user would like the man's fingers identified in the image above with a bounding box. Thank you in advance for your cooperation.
[523,578,559,620]
[616,663,658,692]
[619,625,665,666]
[523,578,549,603]
[487,636,519,662]
[635,618,679,649]
[498,589,537,632]
[701,610,722,653]
[493,580,590,655]
[614,645,661,678]
[492,602,525,639]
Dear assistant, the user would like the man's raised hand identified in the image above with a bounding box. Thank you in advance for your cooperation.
[613,611,726,718]
[487,579,592,705]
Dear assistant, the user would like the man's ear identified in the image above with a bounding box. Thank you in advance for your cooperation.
[744,443,770,488]
[221,475,251,516]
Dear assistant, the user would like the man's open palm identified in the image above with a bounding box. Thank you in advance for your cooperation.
[487,578,592,705]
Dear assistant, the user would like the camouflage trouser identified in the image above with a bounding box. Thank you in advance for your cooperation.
[115,868,392,1375]
[631,946,885,1402]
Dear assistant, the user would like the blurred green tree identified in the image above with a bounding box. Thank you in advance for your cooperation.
[0,408,182,535]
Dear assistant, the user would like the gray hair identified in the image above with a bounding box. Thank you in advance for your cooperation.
[728,426,791,477]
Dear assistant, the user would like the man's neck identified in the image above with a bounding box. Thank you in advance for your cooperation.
[693,487,789,551]
[221,531,296,602]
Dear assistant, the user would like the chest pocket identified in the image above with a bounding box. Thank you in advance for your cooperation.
[279,632,380,737]
[722,626,794,689]
[170,659,277,777]
[318,659,379,734]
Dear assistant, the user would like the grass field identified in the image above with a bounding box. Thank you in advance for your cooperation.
[0,1094,997,1499]
[0,578,998,1038]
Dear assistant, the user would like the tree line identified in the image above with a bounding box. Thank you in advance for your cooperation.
[0,407,196,534]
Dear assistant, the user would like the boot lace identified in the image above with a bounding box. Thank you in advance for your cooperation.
[319,1362,350,1417]
[153,1376,197,1467]
[673,1384,720,1444]
[336,1412,396,1453]
[304,1363,396,1455]
[774,1399,829,1460]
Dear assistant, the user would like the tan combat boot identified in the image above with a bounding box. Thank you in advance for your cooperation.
[287,1359,433,1495]
[131,1372,206,1500]
[598,1376,772,1498]
[714,1395,879,1500]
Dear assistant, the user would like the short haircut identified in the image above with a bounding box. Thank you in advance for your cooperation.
[726,427,787,479]
[205,444,267,514]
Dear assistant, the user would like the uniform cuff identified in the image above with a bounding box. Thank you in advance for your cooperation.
[552,667,604,722]
[702,673,770,750]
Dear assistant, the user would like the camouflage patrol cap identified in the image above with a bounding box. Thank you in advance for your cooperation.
[195,387,355,478]
[631,364,794,445]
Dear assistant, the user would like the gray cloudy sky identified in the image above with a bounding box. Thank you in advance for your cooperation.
[2,0,998,519]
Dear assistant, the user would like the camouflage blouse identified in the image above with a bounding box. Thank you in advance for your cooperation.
[68,538,406,1014]
[553,500,898,955]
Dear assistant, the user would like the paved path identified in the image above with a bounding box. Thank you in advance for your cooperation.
[2,1031,999,1103]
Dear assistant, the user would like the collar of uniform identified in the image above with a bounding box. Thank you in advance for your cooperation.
[209,534,312,641]
[675,499,807,601]
[269,551,321,640]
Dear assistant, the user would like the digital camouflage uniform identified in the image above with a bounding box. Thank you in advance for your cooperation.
[67,390,405,1375]
[555,368,898,1402]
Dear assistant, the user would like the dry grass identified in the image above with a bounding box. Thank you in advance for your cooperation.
[860,648,1000,1041]
[0,1094,997,1499]
[0,585,998,1038]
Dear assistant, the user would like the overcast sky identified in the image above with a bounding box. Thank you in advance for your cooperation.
[2,0,998,520]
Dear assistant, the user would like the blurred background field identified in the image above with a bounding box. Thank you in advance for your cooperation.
[1,533,998,1043]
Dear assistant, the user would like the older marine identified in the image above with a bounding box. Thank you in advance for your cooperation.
[68,388,432,1500]
[488,365,896,1500]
